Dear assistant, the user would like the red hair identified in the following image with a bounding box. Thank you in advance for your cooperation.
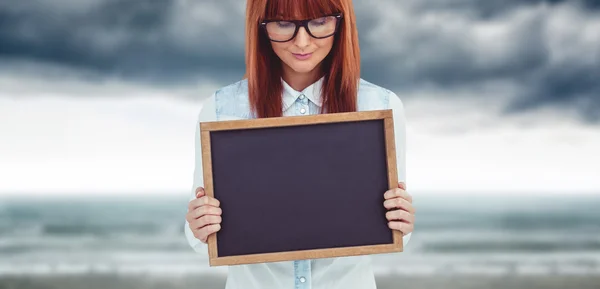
[244,0,360,118]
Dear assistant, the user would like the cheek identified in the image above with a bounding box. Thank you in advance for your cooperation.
[315,38,334,53]
[313,39,334,61]
[271,42,289,57]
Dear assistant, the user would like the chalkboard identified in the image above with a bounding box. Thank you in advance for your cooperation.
[199,110,402,266]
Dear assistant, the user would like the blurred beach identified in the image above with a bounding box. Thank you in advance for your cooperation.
[1,193,599,289]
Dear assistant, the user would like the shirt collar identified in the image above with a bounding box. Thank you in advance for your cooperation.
[281,76,324,111]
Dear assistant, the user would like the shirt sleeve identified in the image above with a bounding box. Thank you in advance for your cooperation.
[184,93,217,256]
[389,90,412,248]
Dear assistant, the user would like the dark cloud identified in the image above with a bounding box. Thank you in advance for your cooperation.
[0,0,246,85]
[505,61,600,122]
[356,2,600,123]
[407,0,600,18]
[0,0,598,122]
[360,16,549,89]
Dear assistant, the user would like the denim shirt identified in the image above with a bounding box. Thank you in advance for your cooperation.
[184,77,410,289]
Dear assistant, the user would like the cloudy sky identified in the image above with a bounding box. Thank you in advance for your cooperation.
[1,0,599,196]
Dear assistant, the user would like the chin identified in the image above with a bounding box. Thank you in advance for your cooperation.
[291,66,317,74]
[286,60,319,74]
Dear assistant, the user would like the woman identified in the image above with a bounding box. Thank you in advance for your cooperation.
[185,0,415,288]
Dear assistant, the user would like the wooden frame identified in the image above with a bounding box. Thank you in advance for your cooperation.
[199,109,402,266]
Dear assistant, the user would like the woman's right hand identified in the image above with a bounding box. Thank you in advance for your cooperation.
[186,186,222,244]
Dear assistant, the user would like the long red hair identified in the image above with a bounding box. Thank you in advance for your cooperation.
[244,0,360,118]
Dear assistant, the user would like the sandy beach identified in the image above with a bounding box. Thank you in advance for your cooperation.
[2,274,600,289]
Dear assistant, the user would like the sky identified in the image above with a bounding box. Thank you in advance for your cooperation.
[1,0,599,196]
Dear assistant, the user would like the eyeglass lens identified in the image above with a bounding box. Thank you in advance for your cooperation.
[265,16,338,41]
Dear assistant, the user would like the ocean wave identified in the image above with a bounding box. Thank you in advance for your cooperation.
[0,236,191,254]
[0,220,185,238]
[2,261,599,277]
[2,229,600,255]
[421,240,600,253]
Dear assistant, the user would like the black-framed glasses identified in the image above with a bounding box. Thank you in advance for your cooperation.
[260,13,343,42]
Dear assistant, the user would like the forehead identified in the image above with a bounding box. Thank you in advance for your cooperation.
[264,0,339,20]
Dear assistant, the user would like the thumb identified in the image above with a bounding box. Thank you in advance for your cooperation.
[398,182,406,190]
[195,187,205,198]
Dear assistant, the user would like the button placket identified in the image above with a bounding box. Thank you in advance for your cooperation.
[294,260,311,289]
[302,95,309,114]
[295,93,309,115]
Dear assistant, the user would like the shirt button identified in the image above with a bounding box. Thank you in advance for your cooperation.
[299,277,306,283]
[300,108,306,114]
[299,94,305,100]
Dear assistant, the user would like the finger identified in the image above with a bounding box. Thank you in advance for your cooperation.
[383,197,415,214]
[188,189,205,212]
[186,205,221,223]
[187,198,200,212]
[198,214,222,227]
[198,224,221,242]
[189,218,204,230]
[383,188,403,200]
[194,205,222,219]
[186,205,222,223]
[197,196,220,207]
[398,182,406,190]
[383,188,412,203]
[188,196,220,212]
[386,209,415,224]
[189,211,221,229]
[388,221,413,235]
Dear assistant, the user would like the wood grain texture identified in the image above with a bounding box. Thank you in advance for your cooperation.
[384,117,404,251]
[200,110,392,132]
[200,128,219,262]
[209,243,401,266]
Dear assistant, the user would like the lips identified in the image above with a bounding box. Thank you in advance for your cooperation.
[292,52,313,60]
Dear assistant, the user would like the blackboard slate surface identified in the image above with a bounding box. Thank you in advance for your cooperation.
[211,119,391,256]
[199,110,403,266]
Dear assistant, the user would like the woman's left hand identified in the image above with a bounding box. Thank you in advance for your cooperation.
[383,182,415,235]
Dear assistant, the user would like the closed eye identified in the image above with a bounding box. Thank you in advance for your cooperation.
[310,17,331,26]
[275,21,294,28]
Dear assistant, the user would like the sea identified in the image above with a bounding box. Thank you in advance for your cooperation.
[1,193,599,277]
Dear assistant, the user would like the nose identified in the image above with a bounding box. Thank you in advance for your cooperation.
[293,27,311,49]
